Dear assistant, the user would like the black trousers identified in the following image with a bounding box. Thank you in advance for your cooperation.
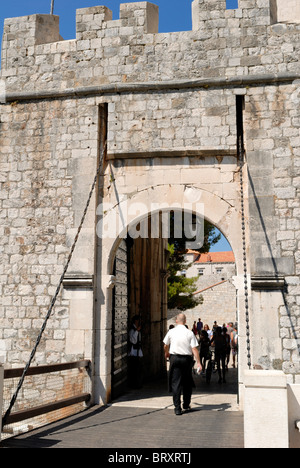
[169,355,194,410]
[128,356,143,389]
[215,351,226,380]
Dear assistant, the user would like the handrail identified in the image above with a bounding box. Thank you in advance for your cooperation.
[4,394,91,426]
[2,360,91,429]
[4,360,90,379]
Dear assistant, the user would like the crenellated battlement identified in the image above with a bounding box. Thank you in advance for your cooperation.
[2,0,300,48]
[1,1,300,96]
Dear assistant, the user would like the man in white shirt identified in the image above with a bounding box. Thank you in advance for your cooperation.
[163,313,202,415]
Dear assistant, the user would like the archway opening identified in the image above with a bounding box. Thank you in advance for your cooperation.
[110,209,239,403]
[111,213,169,400]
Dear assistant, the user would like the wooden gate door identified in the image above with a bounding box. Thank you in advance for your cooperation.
[112,239,129,399]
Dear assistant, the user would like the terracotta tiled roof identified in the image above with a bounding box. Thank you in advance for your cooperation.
[192,251,235,264]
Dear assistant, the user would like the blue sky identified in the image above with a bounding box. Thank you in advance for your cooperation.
[210,232,232,252]
[1,0,238,42]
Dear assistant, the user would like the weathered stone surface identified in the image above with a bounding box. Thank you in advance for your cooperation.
[0,0,299,405]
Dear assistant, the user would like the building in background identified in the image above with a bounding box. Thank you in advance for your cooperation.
[168,250,236,329]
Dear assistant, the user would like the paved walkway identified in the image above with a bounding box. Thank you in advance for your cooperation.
[1,368,244,449]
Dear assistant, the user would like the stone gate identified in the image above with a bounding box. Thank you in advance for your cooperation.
[0,0,300,408]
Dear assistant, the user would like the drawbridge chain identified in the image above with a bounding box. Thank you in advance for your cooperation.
[237,97,252,370]
[2,143,106,427]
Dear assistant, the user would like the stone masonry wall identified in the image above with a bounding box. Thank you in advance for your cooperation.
[168,277,237,332]
[245,84,300,377]
[0,0,299,386]
[0,97,100,365]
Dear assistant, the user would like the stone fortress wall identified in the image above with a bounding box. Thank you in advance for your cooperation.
[0,0,299,391]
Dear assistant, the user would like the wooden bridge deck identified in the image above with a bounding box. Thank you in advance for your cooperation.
[1,369,244,449]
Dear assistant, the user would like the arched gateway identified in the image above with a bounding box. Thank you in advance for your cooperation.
[1,1,299,434]
[96,183,247,403]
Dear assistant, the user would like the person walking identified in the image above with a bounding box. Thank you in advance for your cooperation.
[230,324,238,369]
[197,318,203,336]
[128,315,143,389]
[163,313,202,415]
[223,326,231,370]
[204,324,213,340]
[199,329,211,374]
[211,326,227,384]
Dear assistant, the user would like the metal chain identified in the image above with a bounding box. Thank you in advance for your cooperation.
[237,123,252,370]
[2,144,106,427]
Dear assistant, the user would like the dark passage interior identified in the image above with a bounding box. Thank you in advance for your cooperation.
[111,225,169,400]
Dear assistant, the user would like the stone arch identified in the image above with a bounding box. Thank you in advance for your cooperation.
[103,184,244,277]
[94,184,248,405]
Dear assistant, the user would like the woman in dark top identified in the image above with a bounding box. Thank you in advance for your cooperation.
[199,330,211,374]
[210,327,227,384]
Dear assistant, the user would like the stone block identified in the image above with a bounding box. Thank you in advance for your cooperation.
[270,0,300,24]
[288,384,300,448]
[3,14,60,48]
[76,6,112,40]
[192,0,227,31]
[255,257,295,275]
[65,329,85,356]
[35,15,60,45]
[244,370,289,448]
[119,2,159,33]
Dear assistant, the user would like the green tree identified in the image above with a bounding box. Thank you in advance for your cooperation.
[167,243,203,310]
[167,215,221,311]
